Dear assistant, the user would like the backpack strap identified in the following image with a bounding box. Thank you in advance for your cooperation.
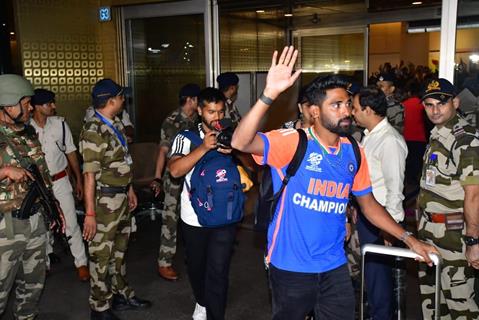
[269,129,308,217]
[345,135,361,174]
[61,120,66,149]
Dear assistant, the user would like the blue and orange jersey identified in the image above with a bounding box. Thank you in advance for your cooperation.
[253,128,372,273]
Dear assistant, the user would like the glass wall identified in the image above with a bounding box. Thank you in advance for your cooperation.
[454,0,479,125]
[126,15,205,142]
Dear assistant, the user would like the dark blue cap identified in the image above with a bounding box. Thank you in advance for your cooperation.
[179,83,201,98]
[31,89,55,106]
[347,82,361,96]
[91,79,130,107]
[422,78,456,102]
[217,72,239,90]
[377,73,396,84]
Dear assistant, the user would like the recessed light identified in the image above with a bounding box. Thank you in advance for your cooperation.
[412,1,422,5]
[256,10,265,13]
[9,32,14,35]
[284,13,293,17]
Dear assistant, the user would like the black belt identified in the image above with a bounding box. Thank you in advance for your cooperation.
[11,203,42,220]
[100,186,129,194]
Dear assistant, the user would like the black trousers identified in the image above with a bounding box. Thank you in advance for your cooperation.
[181,221,237,320]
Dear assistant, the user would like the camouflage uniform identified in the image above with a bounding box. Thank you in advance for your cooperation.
[417,114,479,319]
[158,108,197,267]
[79,114,135,312]
[386,96,404,134]
[224,99,242,127]
[0,124,50,320]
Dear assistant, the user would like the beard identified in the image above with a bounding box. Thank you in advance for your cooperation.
[322,116,353,136]
[202,118,218,131]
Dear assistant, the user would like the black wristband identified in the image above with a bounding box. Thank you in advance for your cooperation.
[259,93,274,106]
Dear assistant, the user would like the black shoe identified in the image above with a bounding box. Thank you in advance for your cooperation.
[91,309,121,320]
[112,294,152,311]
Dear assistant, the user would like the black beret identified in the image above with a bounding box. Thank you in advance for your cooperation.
[179,83,201,98]
[31,89,55,106]
[217,72,239,89]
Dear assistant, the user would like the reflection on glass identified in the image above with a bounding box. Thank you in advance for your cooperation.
[127,15,205,142]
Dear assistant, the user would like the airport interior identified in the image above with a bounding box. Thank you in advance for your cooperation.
[1,0,479,319]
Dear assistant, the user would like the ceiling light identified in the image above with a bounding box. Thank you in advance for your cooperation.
[256,10,265,13]
[9,32,14,35]
[412,1,422,5]
[470,54,479,64]
[161,43,170,48]
[344,60,350,63]
[284,13,293,17]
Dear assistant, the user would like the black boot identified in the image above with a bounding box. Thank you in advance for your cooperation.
[90,309,121,320]
[112,294,152,311]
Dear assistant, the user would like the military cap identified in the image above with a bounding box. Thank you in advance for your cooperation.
[92,78,130,107]
[31,89,55,106]
[347,82,361,96]
[179,83,201,98]
[422,78,456,102]
[0,74,34,107]
[377,73,396,84]
[217,72,239,90]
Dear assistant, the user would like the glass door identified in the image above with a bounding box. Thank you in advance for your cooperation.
[122,0,214,142]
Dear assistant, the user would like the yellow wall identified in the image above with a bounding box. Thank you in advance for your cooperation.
[369,22,435,75]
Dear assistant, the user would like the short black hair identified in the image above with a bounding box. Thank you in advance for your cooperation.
[304,75,350,107]
[198,87,226,108]
[358,86,388,117]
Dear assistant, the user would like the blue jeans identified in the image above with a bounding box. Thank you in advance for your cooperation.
[356,212,394,320]
[269,263,355,320]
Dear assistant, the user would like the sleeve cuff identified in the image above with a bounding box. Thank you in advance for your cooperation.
[82,162,101,173]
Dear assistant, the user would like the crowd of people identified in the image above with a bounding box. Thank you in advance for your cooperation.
[0,45,478,320]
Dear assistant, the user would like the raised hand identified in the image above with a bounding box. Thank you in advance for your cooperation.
[264,46,302,100]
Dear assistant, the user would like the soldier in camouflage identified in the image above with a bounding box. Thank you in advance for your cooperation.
[151,83,200,281]
[377,73,404,134]
[80,79,151,320]
[417,78,479,319]
[217,72,242,126]
[0,74,49,320]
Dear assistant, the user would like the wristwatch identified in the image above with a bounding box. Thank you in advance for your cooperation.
[464,236,479,246]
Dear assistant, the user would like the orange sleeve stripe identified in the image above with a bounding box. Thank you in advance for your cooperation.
[352,147,371,191]
[266,167,285,264]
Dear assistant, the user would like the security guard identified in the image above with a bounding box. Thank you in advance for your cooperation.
[30,89,89,282]
[217,72,242,126]
[376,73,404,134]
[0,75,49,320]
[79,79,151,320]
[417,78,479,319]
[151,83,200,281]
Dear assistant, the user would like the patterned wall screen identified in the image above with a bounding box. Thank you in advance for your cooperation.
[15,0,118,138]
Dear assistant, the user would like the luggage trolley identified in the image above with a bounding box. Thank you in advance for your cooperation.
[360,244,442,320]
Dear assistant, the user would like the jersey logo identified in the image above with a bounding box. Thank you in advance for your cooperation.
[216,168,228,183]
[305,152,323,172]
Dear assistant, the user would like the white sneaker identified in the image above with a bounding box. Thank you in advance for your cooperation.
[192,303,207,320]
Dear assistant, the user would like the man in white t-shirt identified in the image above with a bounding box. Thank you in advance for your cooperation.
[168,87,238,320]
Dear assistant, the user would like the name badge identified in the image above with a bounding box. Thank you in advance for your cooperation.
[425,166,436,186]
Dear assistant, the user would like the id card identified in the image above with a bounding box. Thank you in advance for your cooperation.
[125,154,133,165]
[425,166,436,186]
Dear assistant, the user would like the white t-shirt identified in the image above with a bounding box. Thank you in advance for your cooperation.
[169,124,205,227]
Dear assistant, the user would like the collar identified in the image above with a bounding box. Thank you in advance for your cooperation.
[430,114,460,139]
[363,118,388,137]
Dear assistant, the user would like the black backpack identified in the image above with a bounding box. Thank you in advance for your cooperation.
[253,131,361,231]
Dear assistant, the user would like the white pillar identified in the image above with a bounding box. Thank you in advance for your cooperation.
[439,0,458,82]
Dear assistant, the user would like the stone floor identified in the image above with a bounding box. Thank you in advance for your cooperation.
[1,210,426,320]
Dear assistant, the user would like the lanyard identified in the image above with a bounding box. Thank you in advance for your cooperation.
[94,111,126,148]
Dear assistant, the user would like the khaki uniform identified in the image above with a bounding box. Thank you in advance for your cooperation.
[224,99,242,127]
[158,108,197,267]
[0,124,50,320]
[386,96,404,134]
[79,114,134,312]
[417,114,479,319]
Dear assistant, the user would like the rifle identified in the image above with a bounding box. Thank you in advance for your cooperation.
[21,163,67,240]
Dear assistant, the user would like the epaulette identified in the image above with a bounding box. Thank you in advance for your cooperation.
[452,123,466,138]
